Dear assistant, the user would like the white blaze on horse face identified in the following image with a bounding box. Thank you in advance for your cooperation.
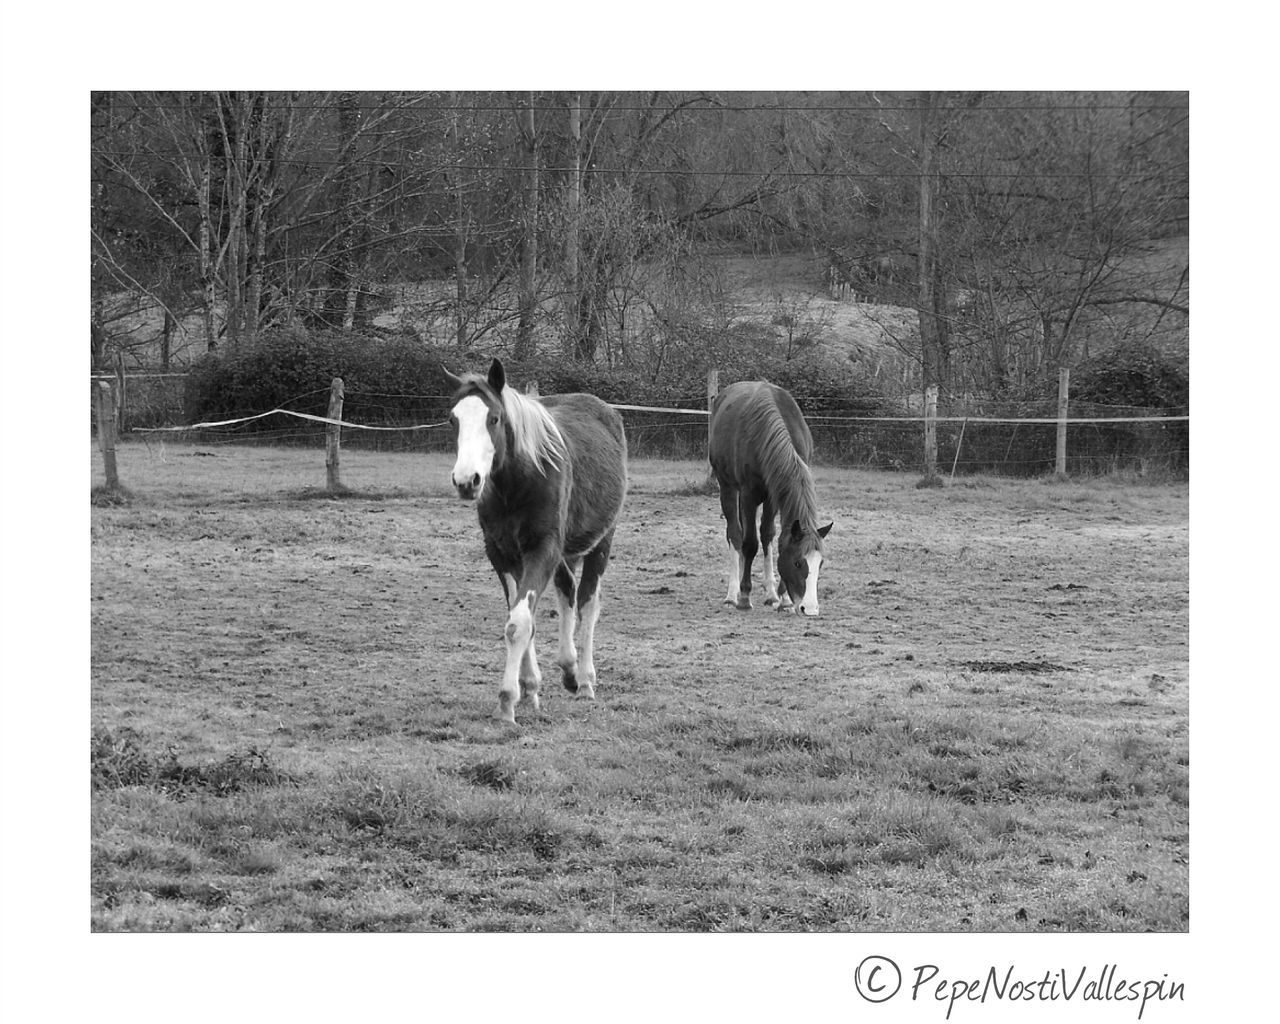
[451,395,495,495]
[798,550,823,617]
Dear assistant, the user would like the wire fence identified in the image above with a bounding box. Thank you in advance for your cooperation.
[92,373,1190,478]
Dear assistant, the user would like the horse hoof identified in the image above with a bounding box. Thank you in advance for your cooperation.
[735,598,752,611]
[561,671,579,694]
[722,598,737,607]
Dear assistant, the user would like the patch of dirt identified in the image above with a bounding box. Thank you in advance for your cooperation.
[955,660,1072,674]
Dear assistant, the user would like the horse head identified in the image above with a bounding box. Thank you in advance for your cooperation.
[442,358,508,500]
[777,519,832,617]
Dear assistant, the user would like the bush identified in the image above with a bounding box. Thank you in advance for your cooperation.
[1005,342,1188,412]
[185,330,448,421]
[1071,342,1188,411]
[956,343,1190,476]
[184,330,456,450]
[183,327,891,458]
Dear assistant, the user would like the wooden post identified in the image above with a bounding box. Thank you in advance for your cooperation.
[95,381,120,491]
[1055,366,1070,478]
[326,377,344,493]
[922,384,939,484]
[705,368,719,485]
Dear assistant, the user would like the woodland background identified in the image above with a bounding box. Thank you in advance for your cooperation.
[90,91,1189,453]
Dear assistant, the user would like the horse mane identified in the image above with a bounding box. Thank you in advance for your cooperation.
[501,387,568,474]
[754,392,822,552]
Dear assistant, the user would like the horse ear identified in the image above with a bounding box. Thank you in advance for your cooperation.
[440,364,464,392]
[790,519,804,542]
[488,358,506,393]
[818,522,833,539]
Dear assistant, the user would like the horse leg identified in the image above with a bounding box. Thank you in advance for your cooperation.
[494,570,545,716]
[498,544,558,724]
[738,497,760,611]
[553,560,581,694]
[520,636,543,712]
[574,531,614,700]
[760,496,784,607]
[501,571,542,712]
[719,485,747,607]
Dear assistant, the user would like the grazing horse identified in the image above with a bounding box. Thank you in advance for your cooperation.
[708,381,832,616]
[442,359,628,723]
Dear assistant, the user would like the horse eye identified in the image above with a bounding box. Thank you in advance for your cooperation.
[793,559,804,569]
[487,414,499,426]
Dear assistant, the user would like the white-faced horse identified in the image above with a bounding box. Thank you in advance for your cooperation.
[443,359,628,723]
[708,380,832,616]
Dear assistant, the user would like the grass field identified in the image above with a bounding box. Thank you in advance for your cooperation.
[90,441,1189,932]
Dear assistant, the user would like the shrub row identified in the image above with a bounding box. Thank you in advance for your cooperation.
[180,329,893,455]
[172,331,1187,474]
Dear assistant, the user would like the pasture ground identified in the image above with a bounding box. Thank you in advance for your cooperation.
[91,442,1188,931]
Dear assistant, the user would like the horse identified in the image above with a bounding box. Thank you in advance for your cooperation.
[442,358,628,723]
[708,380,832,616]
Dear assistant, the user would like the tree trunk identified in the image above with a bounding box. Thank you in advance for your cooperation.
[91,293,107,371]
[916,91,948,404]
[452,96,469,349]
[514,93,539,361]
[198,153,217,351]
[224,95,249,350]
[161,308,174,371]
[565,92,583,357]
[454,215,469,348]
[245,97,271,346]
[579,272,606,362]
[323,92,362,330]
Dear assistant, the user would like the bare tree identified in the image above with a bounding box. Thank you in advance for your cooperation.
[915,91,950,400]
[514,93,539,360]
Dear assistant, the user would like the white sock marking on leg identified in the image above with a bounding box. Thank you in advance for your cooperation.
[578,587,601,698]
[724,542,741,604]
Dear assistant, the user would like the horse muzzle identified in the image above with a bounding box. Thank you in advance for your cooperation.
[453,471,483,500]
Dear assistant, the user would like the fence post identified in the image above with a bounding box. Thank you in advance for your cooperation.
[705,369,720,485]
[920,384,941,486]
[95,381,120,492]
[326,377,344,493]
[1055,366,1070,478]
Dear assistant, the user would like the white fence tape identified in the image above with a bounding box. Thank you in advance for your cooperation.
[805,414,1190,425]
[132,409,450,433]
[121,398,1190,434]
